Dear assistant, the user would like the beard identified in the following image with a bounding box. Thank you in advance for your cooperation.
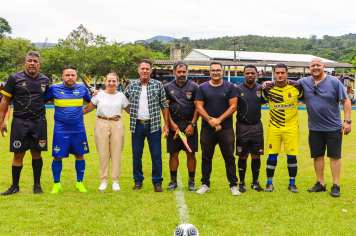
[176,76,186,83]
[245,78,254,84]
[28,68,36,75]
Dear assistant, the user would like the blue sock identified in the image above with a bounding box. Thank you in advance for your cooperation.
[52,160,63,183]
[267,154,278,184]
[75,159,85,182]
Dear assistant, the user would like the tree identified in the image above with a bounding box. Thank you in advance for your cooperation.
[0,17,12,38]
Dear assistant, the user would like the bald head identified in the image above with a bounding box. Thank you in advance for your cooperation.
[310,58,326,79]
[310,58,324,66]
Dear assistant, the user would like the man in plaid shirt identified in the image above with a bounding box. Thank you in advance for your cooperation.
[123,59,169,193]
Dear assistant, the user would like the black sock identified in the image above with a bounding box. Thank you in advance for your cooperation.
[251,158,261,182]
[287,157,298,185]
[238,159,247,183]
[170,171,177,181]
[32,158,43,185]
[266,160,277,184]
[12,165,23,188]
[188,172,195,181]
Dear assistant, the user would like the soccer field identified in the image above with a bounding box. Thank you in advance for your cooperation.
[0,110,355,235]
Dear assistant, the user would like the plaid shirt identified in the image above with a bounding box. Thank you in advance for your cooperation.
[123,78,169,133]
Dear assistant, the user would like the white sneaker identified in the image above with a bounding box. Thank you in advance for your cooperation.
[98,183,107,191]
[112,182,121,191]
[196,184,210,194]
[230,186,241,196]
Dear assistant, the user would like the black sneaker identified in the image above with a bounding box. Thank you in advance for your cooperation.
[265,183,274,192]
[167,180,178,191]
[188,181,197,191]
[307,181,326,193]
[251,181,264,192]
[288,184,299,193]
[330,184,340,198]
[33,183,44,194]
[1,185,20,196]
[239,182,246,193]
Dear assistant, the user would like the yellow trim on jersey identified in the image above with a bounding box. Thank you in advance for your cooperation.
[1,90,12,97]
[54,99,83,107]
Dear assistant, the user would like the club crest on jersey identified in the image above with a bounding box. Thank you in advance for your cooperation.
[39,140,46,148]
[269,144,272,149]
[241,93,244,97]
[41,84,46,92]
[13,141,21,148]
[237,147,242,153]
[288,93,291,98]
[73,89,80,96]
[187,92,192,99]
[54,145,60,153]
[256,91,261,97]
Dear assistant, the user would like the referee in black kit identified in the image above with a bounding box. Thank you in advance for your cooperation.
[0,51,49,195]
[235,65,265,193]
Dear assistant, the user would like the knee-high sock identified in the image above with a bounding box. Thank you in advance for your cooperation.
[52,160,62,183]
[287,155,297,185]
[170,171,177,181]
[75,159,86,182]
[32,158,43,185]
[12,165,23,187]
[188,172,195,181]
[238,159,247,183]
[266,154,278,184]
[251,158,261,182]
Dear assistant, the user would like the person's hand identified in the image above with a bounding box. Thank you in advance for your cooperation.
[208,117,221,127]
[92,90,101,97]
[261,81,273,89]
[0,121,7,137]
[215,124,222,132]
[342,122,351,135]
[163,124,169,138]
[185,124,195,137]
[170,122,179,132]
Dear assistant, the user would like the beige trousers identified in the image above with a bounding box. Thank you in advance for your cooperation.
[94,118,125,183]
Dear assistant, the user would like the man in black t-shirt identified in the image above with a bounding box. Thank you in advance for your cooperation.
[165,61,199,191]
[0,51,49,195]
[235,65,266,193]
[195,62,240,196]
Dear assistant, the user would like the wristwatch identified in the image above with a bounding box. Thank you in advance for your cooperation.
[344,120,352,124]
[190,122,197,127]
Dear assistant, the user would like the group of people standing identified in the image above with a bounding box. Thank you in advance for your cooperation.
[0,52,351,198]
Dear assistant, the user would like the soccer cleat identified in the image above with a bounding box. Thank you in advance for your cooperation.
[76,182,88,193]
[330,184,340,198]
[167,180,178,191]
[188,181,197,191]
[98,183,107,191]
[1,185,20,196]
[196,184,210,194]
[112,183,121,191]
[288,184,299,193]
[307,181,327,193]
[265,183,274,192]
[251,181,264,192]
[230,186,241,196]
[33,183,44,194]
[239,182,246,193]
[51,183,62,194]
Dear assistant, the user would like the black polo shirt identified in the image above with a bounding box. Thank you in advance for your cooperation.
[164,79,198,127]
[1,71,49,122]
[236,82,265,124]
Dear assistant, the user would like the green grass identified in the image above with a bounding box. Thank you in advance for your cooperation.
[0,110,356,235]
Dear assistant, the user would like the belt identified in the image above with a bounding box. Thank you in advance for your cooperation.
[98,116,120,121]
[137,119,150,125]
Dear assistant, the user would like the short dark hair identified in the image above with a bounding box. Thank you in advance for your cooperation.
[173,61,188,72]
[138,59,152,69]
[210,61,223,69]
[63,65,76,72]
[25,51,41,62]
[274,63,288,72]
[244,65,258,73]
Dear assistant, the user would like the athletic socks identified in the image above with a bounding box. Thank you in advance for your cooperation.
[287,155,297,185]
[266,154,278,184]
[188,171,195,181]
[32,158,43,185]
[52,160,63,183]
[12,165,23,188]
[75,159,86,182]
[170,171,177,181]
[251,158,261,182]
[238,159,247,183]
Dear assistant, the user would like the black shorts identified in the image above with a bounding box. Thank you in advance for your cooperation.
[167,126,198,153]
[235,121,264,156]
[10,117,48,152]
[309,130,342,159]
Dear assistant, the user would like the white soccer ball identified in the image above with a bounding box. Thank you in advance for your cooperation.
[174,223,199,236]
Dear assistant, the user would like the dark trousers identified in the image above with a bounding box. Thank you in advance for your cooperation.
[200,127,238,187]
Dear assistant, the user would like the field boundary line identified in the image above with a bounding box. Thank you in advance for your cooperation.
[175,171,190,224]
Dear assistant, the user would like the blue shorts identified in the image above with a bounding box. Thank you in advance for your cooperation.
[52,132,89,158]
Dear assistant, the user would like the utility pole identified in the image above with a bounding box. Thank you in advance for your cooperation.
[230,37,241,77]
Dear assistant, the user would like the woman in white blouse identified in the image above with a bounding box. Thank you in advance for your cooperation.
[83,73,130,191]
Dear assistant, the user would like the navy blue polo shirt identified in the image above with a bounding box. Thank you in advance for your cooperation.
[195,80,237,129]
[1,71,49,122]
[236,83,266,124]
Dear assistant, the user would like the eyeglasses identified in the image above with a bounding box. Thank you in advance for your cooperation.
[314,84,318,95]
[211,69,222,73]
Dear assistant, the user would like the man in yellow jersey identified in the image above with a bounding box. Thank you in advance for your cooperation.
[263,63,303,193]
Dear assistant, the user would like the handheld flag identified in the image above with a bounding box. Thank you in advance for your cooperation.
[173,130,192,153]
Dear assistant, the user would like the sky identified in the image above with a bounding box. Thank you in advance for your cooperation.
[1,0,356,44]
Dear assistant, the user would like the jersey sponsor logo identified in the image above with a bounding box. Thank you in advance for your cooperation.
[269,144,272,149]
[22,82,26,87]
[54,145,60,153]
[39,140,46,148]
[41,84,46,92]
[273,103,294,109]
[171,90,174,94]
[259,149,263,152]
[237,147,242,153]
[288,93,291,98]
[187,92,192,99]
[256,91,261,97]
[73,89,80,96]
[61,91,65,94]
[241,93,244,97]
[13,141,21,148]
